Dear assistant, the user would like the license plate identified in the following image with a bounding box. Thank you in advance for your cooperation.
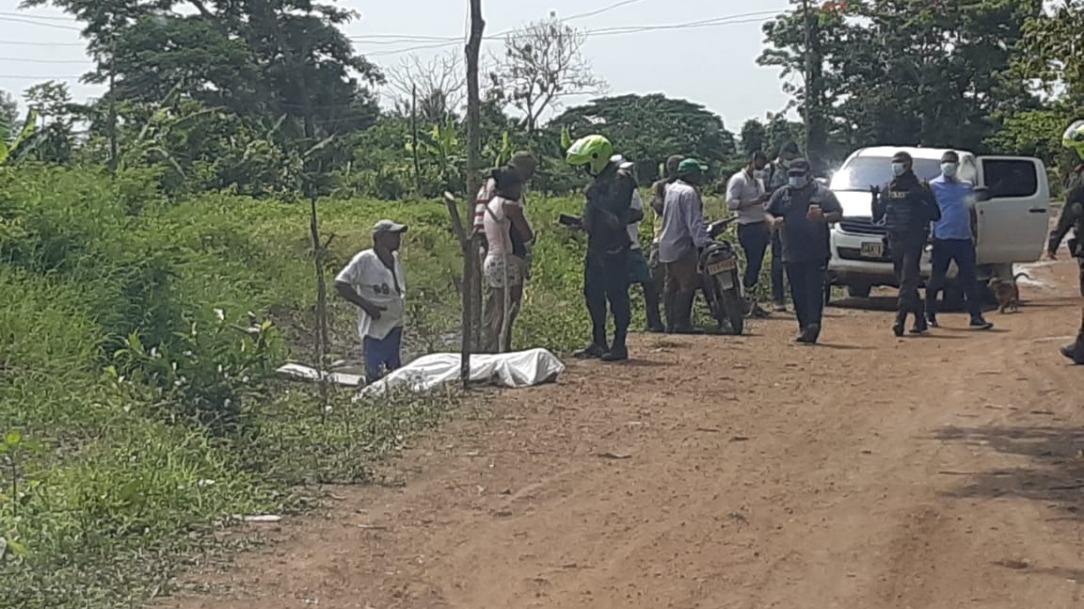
[860,242,884,258]
[707,259,736,275]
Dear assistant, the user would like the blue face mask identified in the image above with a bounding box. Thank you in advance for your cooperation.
[891,162,906,177]
[788,175,808,189]
[941,162,958,178]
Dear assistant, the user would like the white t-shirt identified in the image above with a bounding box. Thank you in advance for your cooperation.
[627,189,645,251]
[474,178,529,230]
[335,249,406,340]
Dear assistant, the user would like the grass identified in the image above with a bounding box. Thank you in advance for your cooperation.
[0,165,762,609]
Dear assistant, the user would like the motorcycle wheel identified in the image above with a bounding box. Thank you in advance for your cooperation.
[719,284,745,335]
[703,277,727,331]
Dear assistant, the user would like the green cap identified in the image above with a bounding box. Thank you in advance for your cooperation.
[678,158,708,174]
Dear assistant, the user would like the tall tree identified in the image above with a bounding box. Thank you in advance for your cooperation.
[1012,0,1084,105]
[760,0,1042,159]
[23,0,383,139]
[740,118,768,155]
[0,90,17,130]
[551,94,736,181]
[385,52,465,122]
[491,16,607,131]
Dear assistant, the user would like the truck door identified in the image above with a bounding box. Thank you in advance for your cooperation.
[974,156,1050,264]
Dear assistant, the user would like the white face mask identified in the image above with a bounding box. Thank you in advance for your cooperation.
[891,162,906,177]
[941,162,958,178]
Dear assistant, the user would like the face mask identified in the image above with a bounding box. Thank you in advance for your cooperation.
[941,162,958,178]
[788,175,808,189]
[891,163,906,177]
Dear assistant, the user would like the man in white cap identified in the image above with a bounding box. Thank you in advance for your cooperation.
[335,219,408,384]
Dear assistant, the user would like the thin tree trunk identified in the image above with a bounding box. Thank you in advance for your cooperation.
[462,0,485,389]
[411,84,421,193]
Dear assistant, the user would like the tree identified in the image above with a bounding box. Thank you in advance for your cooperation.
[385,52,465,122]
[551,94,736,182]
[23,81,76,163]
[1012,0,1084,104]
[760,0,1043,160]
[740,119,768,155]
[24,0,383,140]
[0,90,17,131]
[492,16,607,131]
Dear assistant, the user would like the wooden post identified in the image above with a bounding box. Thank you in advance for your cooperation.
[462,0,485,388]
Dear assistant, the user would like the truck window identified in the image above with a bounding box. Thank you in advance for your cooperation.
[830,156,942,191]
[982,159,1038,198]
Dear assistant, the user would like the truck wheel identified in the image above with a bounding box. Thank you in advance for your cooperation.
[847,284,872,299]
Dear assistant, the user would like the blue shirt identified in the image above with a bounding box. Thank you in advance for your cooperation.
[929,175,974,241]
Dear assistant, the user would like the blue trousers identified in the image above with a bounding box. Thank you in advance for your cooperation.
[925,238,983,320]
[364,326,403,383]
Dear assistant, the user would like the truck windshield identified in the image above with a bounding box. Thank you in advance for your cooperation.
[830,157,942,191]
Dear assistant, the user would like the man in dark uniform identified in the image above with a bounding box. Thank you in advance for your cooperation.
[872,150,942,337]
[1047,164,1084,297]
[766,158,844,344]
[566,134,639,362]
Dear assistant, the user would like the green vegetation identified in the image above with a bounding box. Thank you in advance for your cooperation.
[3,0,1084,607]
[0,164,704,609]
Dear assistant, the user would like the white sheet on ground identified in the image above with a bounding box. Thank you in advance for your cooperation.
[277,363,363,387]
[355,348,565,399]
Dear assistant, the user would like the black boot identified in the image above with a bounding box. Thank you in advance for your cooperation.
[1060,333,1084,364]
[1062,307,1084,364]
[602,334,629,362]
[574,343,607,359]
[892,311,906,337]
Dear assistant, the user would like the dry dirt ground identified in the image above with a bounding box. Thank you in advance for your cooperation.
[163,259,1084,609]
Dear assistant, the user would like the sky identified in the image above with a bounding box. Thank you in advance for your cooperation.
[0,0,796,131]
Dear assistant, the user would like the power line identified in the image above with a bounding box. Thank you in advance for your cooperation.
[0,56,90,64]
[562,0,650,21]
[358,11,781,57]
[0,10,76,22]
[0,15,82,31]
[0,39,84,47]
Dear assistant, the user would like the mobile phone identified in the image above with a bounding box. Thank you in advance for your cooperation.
[558,213,582,227]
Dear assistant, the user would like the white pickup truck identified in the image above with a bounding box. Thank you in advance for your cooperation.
[826,146,1050,306]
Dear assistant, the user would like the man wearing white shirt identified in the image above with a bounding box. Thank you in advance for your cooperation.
[335,219,408,384]
[727,151,772,316]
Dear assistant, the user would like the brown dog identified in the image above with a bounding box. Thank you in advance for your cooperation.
[987,272,1029,313]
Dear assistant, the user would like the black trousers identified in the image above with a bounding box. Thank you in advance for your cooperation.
[770,232,786,303]
[737,222,771,292]
[925,238,983,320]
[888,234,926,322]
[584,251,631,349]
[784,261,826,332]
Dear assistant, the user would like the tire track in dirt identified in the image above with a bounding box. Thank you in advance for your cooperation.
[160,260,1084,609]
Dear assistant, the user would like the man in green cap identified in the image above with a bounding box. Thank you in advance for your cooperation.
[566,134,640,361]
[658,158,712,333]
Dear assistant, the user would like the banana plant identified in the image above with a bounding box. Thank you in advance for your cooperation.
[0,108,40,166]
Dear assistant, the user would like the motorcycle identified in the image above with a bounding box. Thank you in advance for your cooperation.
[699,217,745,335]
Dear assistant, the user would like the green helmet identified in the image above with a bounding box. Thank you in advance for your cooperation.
[1062,120,1084,160]
[566,134,614,175]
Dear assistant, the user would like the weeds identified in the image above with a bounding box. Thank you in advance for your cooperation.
[0,166,774,609]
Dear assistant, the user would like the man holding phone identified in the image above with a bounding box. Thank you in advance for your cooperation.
[767,159,843,344]
[727,151,772,316]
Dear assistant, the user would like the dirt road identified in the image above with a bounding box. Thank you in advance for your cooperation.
[165,259,1084,609]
